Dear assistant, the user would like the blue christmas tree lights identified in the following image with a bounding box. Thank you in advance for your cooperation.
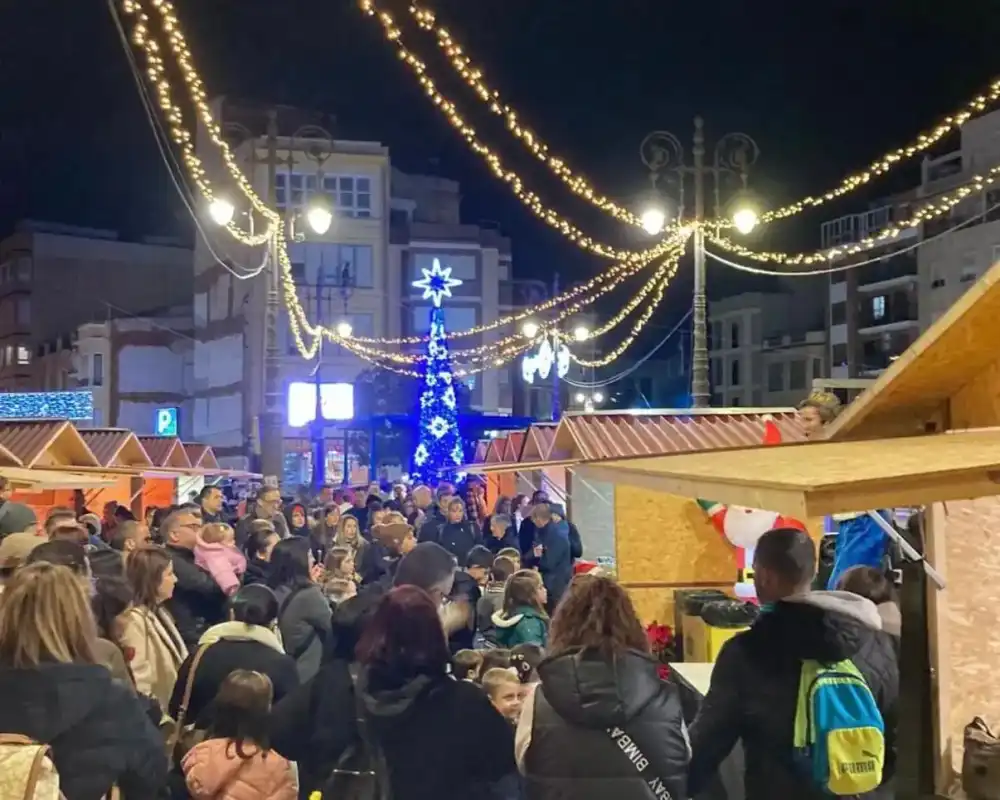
[411,259,465,483]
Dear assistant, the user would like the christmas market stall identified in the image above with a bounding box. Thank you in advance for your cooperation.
[577,252,1000,796]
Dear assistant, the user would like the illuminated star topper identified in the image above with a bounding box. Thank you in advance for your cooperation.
[412,259,463,307]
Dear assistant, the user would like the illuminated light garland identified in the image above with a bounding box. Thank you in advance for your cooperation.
[569,259,680,368]
[122,0,277,247]
[708,167,1000,265]
[408,2,646,230]
[124,0,676,363]
[758,77,1000,225]
[359,0,655,262]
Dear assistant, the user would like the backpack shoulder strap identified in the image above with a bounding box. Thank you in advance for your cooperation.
[167,642,212,749]
[0,736,54,800]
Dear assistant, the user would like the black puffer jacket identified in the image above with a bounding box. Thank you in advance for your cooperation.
[688,591,898,800]
[164,545,226,649]
[0,662,167,799]
[522,648,689,800]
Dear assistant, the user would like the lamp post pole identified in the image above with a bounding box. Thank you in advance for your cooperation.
[260,108,284,481]
[550,272,560,421]
[640,117,760,408]
[309,265,326,494]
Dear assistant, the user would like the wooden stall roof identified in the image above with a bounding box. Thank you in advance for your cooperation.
[483,436,508,465]
[828,255,1000,441]
[0,421,100,469]
[0,465,117,490]
[519,423,557,465]
[79,429,155,468]
[578,428,1000,520]
[501,432,526,463]
[550,408,804,462]
[184,443,221,471]
[137,436,192,469]
[472,439,490,463]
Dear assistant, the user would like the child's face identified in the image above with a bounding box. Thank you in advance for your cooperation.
[222,527,236,547]
[490,521,507,539]
[447,504,464,523]
[342,554,355,576]
[467,565,489,586]
[537,583,548,607]
[491,683,522,721]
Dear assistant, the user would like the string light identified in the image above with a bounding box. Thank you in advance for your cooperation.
[359,0,657,262]
[569,259,680,367]
[708,167,1000,265]
[408,2,646,230]
[758,77,1000,225]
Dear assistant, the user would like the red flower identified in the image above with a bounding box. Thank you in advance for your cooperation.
[645,621,674,648]
[657,663,671,680]
[123,646,136,663]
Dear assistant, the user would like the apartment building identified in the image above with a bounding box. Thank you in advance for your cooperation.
[0,221,191,390]
[823,197,921,379]
[191,102,530,479]
[709,289,826,407]
[919,109,1000,327]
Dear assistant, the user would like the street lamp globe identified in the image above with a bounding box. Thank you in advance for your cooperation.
[640,207,667,236]
[335,320,353,338]
[732,206,759,235]
[208,197,235,226]
[521,320,540,339]
[574,392,586,404]
[306,197,333,235]
[592,391,605,404]
[572,324,590,342]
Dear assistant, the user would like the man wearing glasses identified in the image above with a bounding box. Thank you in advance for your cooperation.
[235,486,289,549]
[162,508,226,648]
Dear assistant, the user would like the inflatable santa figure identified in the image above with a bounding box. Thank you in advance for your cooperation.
[698,416,807,602]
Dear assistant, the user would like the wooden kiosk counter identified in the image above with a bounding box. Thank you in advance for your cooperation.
[580,253,1000,796]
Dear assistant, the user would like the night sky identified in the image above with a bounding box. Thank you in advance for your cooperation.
[2,0,998,326]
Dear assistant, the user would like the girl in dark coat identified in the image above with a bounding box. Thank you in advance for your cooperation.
[517,575,689,800]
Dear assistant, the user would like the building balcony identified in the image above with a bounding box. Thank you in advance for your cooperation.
[855,253,919,292]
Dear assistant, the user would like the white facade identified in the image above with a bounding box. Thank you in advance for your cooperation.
[191,103,524,478]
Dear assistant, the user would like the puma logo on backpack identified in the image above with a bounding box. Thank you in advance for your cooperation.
[0,734,61,800]
[793,659,886,795]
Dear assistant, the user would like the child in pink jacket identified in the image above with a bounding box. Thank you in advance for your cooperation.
[183,669,297,800]
[195,522,247,596]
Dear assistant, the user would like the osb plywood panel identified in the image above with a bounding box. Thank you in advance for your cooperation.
[628,584,733,626]
[828,257,1000,441]
[598,430,1000,492]
[614,485,736,584]
[950,358,1000,429]
[941,496,1000,771]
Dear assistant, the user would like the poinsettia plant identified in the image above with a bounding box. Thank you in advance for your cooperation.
[645,621,675,680]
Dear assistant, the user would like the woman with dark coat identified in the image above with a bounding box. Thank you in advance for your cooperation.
[517,574,689,800]
[268,537,331,682]
[168,583,299,729]
[0,563,166,798]
[356,586,514,800]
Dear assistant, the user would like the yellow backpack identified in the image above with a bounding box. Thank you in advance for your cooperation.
[0,734,62,800]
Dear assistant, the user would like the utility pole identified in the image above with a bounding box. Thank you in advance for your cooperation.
[639,118,760,409]
[260,108,284,483]
[308,262,326,494]
[551,271,560,421]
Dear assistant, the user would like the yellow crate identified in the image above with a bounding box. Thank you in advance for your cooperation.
[682,614,747,663]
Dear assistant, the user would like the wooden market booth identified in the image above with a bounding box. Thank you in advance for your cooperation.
[577,253,1000,794]
[471,409,824,624]
[0,421,250,522]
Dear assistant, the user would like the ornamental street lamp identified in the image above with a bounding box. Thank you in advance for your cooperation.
[520,313,590,421]
[639,118,761,407]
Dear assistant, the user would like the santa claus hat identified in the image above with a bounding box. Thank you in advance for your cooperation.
[761,414,782,446]
[574,560,604,576]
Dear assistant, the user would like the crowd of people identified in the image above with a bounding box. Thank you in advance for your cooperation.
[0,472,901,800]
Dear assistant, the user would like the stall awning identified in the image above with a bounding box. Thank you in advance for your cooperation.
[577,429,1000,519]
[0,465,118,490]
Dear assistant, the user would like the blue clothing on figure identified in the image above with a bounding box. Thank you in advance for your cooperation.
[827,510,891,589]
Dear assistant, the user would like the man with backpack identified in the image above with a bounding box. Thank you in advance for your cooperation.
[688,527,898,799]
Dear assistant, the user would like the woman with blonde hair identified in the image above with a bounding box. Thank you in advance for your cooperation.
[122,545,189,709]
[0,562,166,798]
[334,513,369,564]
[515,574,689,800]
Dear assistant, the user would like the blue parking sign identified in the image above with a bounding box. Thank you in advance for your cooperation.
[155,407,178,437]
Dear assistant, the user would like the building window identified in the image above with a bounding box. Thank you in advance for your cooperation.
[831,301,846,326]
[15,298,29,326]
[710,358,721,388]
[960,266,978,284]
[92,354,104,387]
[346,313,376,338]
[16,346,30,366]
[729,358,741,387]
[730,322,740,349]
[872,295,886,320]
[729,396,741,407]
[15,257,31,282]
[709,322,721,350]
[767,362,783,392]
[813,358,824,379]
[274,173,373,219]
[789,359,806,390]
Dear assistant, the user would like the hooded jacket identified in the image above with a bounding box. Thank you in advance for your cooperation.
[183,738,297,800]
[517,648,689,800]
[476,583,506,645]
[432,520,482,567]
[536,520,573,610]
[360,669,514,800]
[688,591,898,800]
[491,606,548,648]
[0,662,167,799]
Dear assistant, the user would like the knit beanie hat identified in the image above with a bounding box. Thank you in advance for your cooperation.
[0,532,43,569]
[0,502,38,538]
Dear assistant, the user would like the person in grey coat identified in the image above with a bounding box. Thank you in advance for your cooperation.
[267,537,332,682]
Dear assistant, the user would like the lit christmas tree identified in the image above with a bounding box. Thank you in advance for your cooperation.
[411,259,465,483]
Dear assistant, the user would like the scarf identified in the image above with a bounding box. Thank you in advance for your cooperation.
[198,621,285,653]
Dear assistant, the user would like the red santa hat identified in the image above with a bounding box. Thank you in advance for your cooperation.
[762,414,782,446]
